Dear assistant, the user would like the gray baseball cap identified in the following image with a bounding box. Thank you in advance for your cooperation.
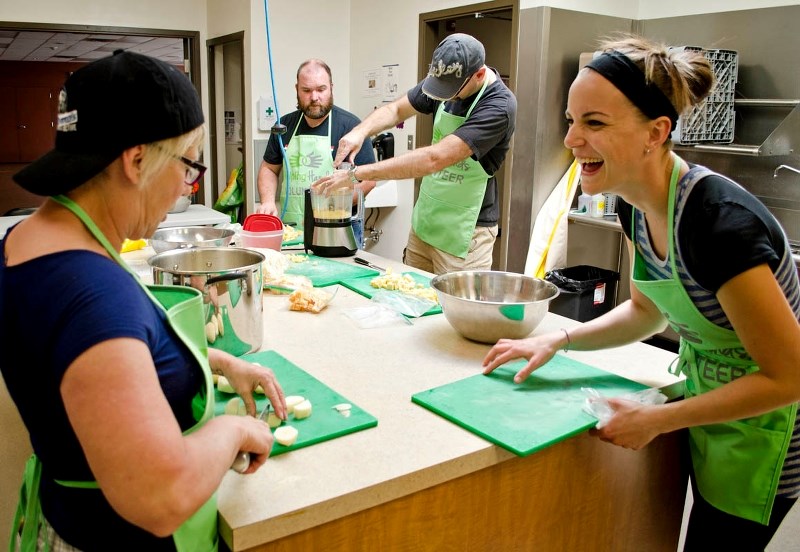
[422,33,485,101]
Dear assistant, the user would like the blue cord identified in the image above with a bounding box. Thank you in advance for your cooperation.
[263,0,291,219]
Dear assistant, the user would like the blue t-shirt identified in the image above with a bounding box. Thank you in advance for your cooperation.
[0,231,201,550]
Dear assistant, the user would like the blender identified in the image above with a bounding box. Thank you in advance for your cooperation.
[303,185,360,257]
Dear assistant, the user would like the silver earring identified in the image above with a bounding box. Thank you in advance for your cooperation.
[645,148,651,154]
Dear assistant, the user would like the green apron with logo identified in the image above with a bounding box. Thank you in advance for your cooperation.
[411,79,491,259]
[280,113,335,228]
[10,195,218,552]
[631,156,797,525]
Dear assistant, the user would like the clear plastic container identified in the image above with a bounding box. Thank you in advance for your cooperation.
[240,229,283,251]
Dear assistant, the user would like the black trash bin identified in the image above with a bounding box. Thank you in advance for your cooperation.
[545,265,619,322]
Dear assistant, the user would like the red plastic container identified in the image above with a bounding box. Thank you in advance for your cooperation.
[243,214,283,232]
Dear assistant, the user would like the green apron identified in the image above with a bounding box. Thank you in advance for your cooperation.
[631,155,797,525]
[411,79,491,258]
[10,195,218,552]
[280,112,335,228]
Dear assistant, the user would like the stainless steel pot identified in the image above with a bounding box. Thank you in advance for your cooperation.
[148,247,265,355]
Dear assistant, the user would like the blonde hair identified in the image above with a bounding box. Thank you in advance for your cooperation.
[139,125,206,185]
[596,34,715,118]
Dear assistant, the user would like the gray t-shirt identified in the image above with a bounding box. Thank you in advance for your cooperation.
[407,68,517,226]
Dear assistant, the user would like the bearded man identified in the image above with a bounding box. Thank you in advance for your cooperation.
[256,59,376,231]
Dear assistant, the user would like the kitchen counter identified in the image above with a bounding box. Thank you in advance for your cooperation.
[214,251,686,551]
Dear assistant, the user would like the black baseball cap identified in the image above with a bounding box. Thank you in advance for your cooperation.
[13,50,204,196]
[422,33,486,101]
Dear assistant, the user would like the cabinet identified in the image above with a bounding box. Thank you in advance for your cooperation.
[0,86,57,163]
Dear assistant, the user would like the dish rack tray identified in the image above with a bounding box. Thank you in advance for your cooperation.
[672,47,738,145]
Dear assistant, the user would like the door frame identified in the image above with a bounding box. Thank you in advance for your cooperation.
[0,20,203,195]
[0,21,200,90]
[417,1,519,270]
[206,31,246,218]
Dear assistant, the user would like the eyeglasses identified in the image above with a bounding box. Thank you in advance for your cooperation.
[174,155,207,186]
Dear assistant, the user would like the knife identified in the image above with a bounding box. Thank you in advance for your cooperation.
[231,403,271,473]
[354,256,385,272]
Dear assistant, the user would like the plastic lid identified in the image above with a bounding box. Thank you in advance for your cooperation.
[243,214,283,232]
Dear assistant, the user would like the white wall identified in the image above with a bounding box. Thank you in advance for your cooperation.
[637,0,798,18]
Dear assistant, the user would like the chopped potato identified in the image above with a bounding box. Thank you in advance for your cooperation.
[370,268,439,303]
[283,226,302,242]
[288,287,333,313]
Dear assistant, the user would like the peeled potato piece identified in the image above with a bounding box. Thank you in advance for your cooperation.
[285,395,305,415]
[274,425,298,446]
[205,321,217,343]
[217,375,235,394]
[293,399,312,420]
[224,397,247,416]
[215,312,224,336]
[266,412,282,429]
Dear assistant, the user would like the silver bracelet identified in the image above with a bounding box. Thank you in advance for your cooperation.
[561,328,571,352]
[348,165,362,184]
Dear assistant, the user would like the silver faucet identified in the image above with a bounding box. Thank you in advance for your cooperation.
[773,165,800,177]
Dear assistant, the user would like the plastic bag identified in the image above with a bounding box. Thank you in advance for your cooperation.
[213,164,244,223]
[545,266,618,293]
[370,289,436,318]
[582,387,668,429]
[342,305,412,329]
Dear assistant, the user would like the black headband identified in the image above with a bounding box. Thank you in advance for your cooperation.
[585,51,679,130]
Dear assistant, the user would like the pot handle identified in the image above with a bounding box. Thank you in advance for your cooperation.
[205,272,247,286]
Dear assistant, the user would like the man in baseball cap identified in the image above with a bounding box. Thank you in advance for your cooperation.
[313,33,517,275]
[422,33,486,101]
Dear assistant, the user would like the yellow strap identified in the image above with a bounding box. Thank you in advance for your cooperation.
[533,160,580,278]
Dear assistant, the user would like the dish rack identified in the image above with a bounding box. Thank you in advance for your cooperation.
[672,47,738,145]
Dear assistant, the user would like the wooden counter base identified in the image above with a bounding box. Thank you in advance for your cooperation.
[236,431,685,552]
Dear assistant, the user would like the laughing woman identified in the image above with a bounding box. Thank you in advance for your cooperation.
[482,35,800,551]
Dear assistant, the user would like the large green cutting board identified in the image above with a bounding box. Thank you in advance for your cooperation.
[339,271,442,316]
[284,254,378,287]
[411,354,647,456]
[214,350,377,456]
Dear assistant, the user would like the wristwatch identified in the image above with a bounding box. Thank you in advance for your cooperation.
[348,165,362,184]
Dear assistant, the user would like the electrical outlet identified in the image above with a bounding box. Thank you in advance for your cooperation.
[407,135,414,150]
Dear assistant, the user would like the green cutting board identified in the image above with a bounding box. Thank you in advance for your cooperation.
[284,254,378,287]
[214,350,377,456]
[339,272,442,316]
[411,354,647,456]
[281,236,304,247]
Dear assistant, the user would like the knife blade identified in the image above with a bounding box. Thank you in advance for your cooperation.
[354,256,385,272]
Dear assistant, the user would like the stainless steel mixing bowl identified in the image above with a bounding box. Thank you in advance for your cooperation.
[430,270,559,344]
[150,226,235,253]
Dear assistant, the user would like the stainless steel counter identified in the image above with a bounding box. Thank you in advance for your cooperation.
[0,204,229,239]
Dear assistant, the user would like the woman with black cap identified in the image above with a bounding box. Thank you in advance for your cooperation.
[1,51,286,551]
[482,35,800,550]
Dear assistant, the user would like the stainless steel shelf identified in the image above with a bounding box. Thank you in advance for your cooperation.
[567,212,622,232]
[673,99,800,156]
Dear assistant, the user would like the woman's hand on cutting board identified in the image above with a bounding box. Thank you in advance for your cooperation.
[481,332,563,383]
[209,349,288,420]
